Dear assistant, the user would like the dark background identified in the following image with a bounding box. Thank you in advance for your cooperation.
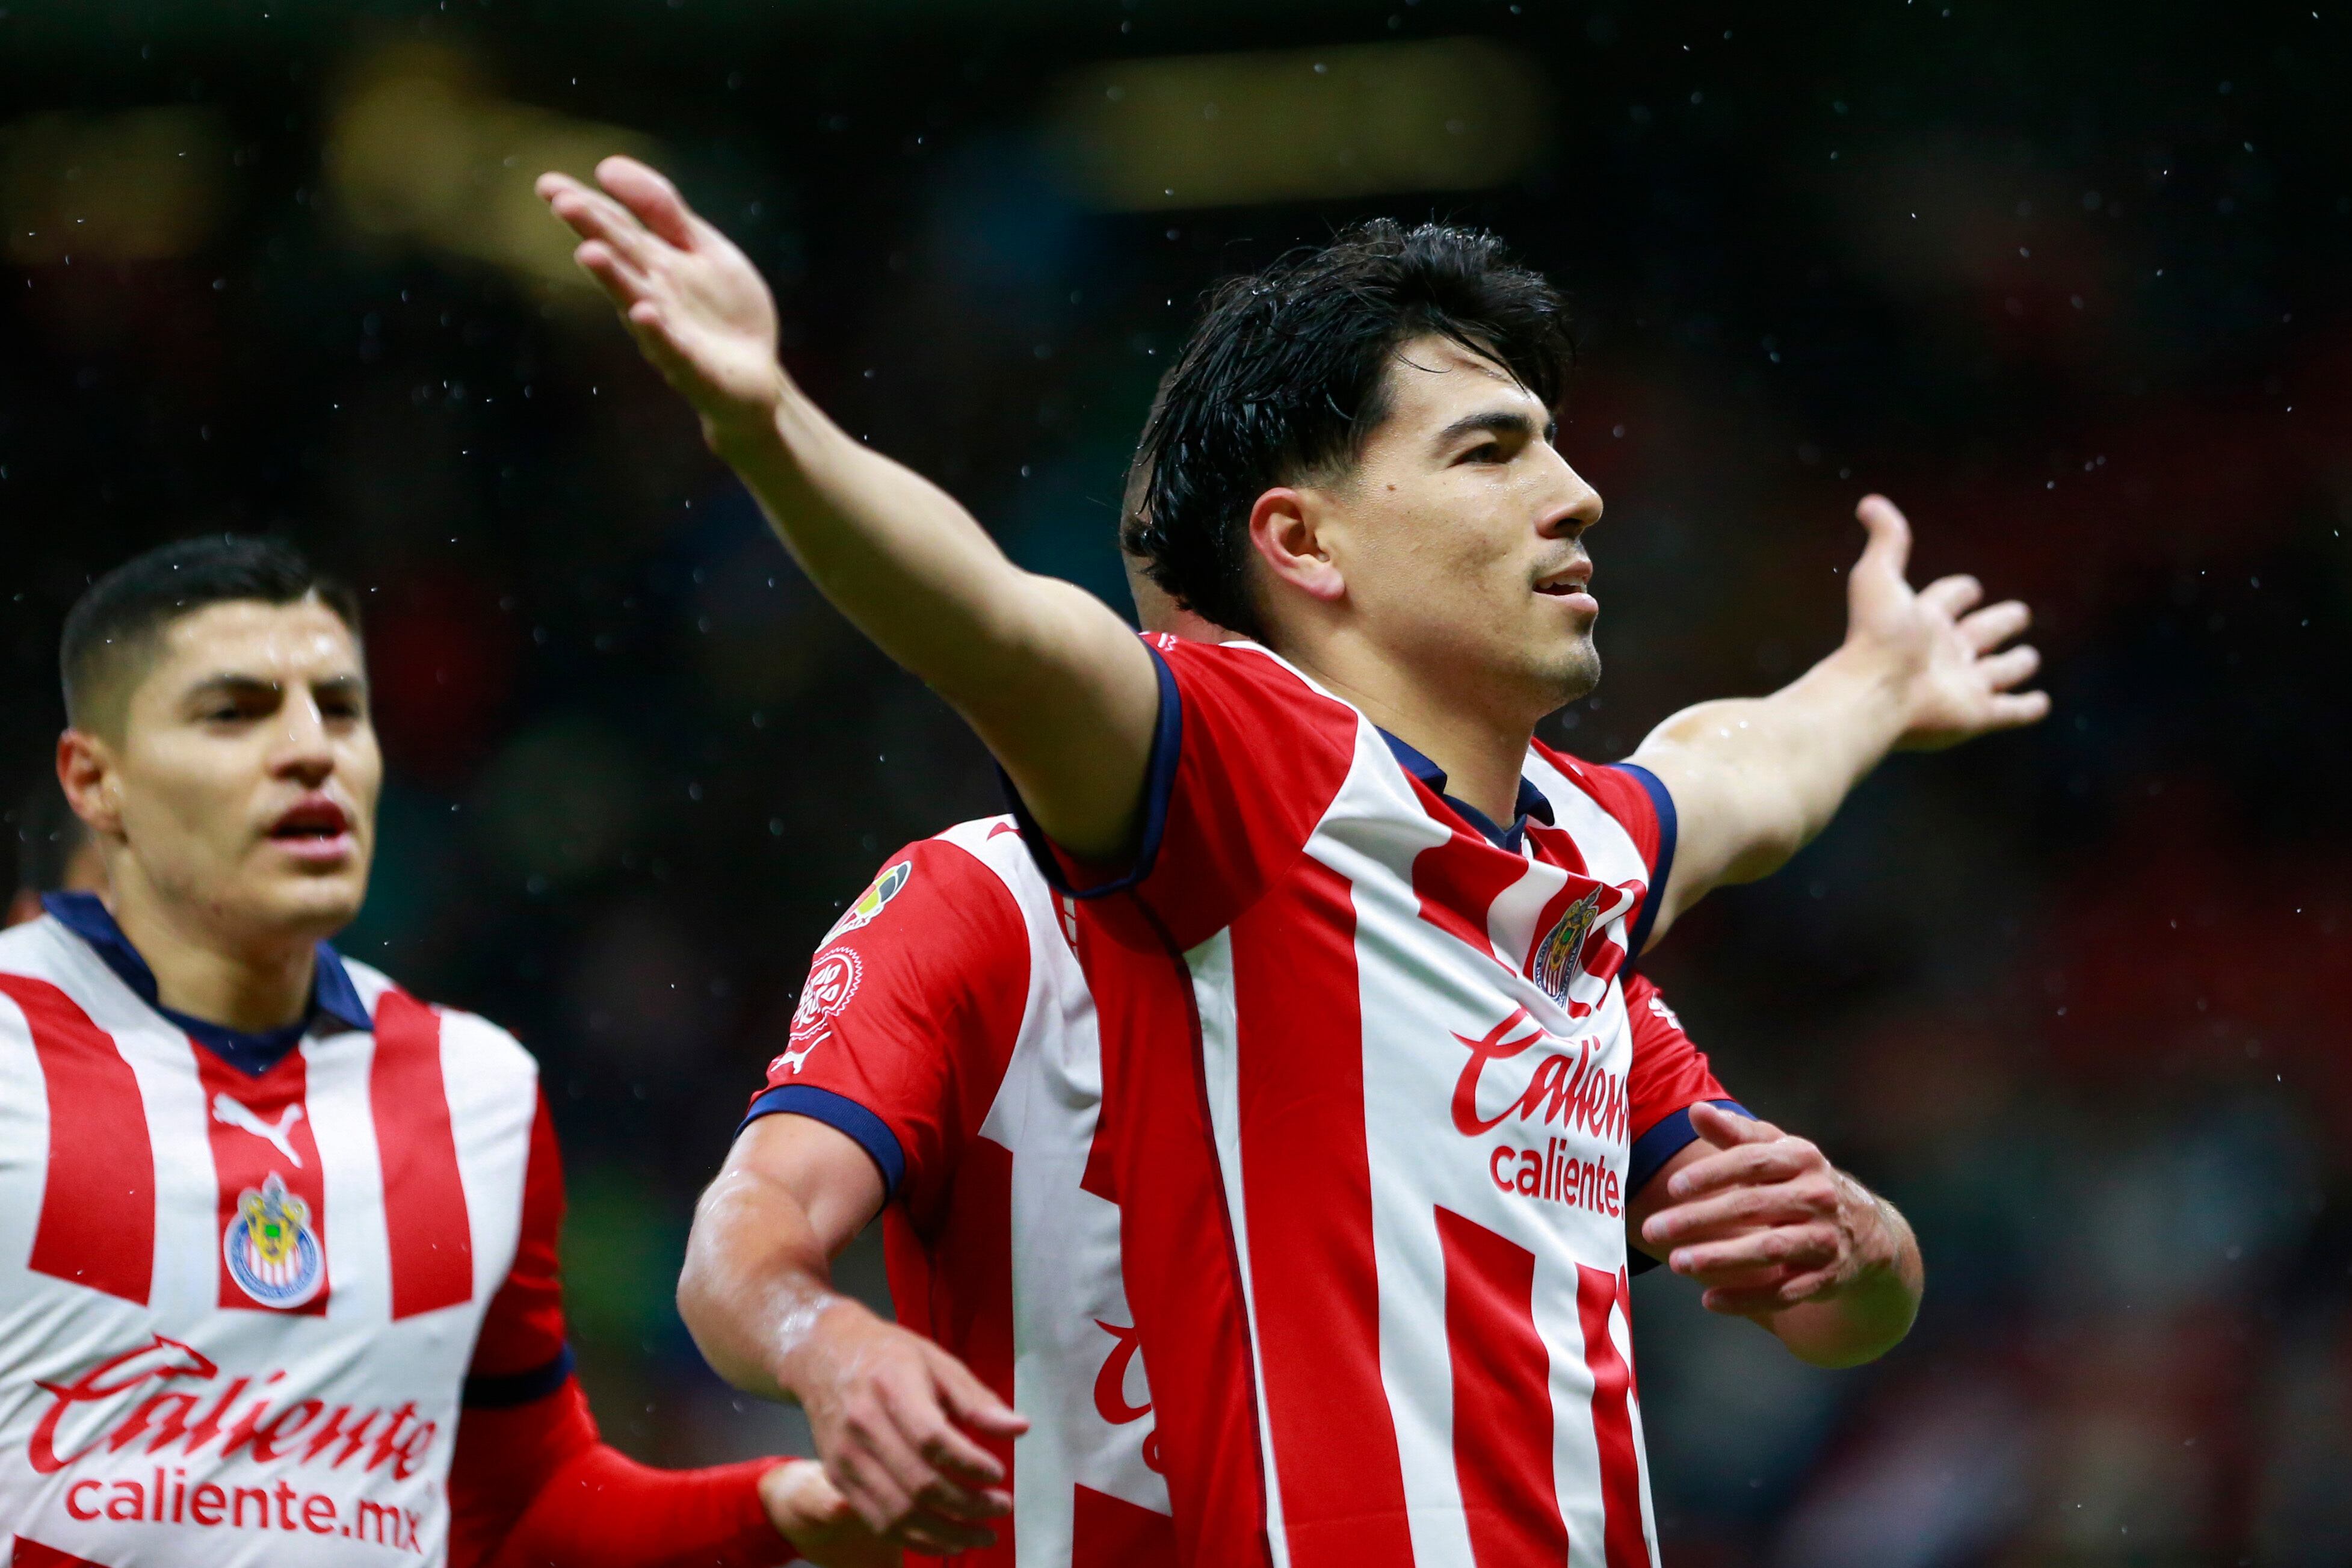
[4,2,2349,1561]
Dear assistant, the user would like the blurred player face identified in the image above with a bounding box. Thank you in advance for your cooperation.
[1274,333,1603,723]
[68,599,380,950]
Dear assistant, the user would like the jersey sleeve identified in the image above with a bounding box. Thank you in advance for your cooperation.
[1623,973,1747,1202]
[739,835,1029,1223]
[1005,635,1362,950]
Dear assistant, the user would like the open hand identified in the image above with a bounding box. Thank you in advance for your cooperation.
[759,1458,901,1568]
[779,1300,1029,1554]
[537,155,786,447]
[1843,493,2050,749]
[1640,1103,1898,1319]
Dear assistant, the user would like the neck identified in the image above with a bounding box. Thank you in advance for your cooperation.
[103,867,317,1034]
[1280,632,1536,826]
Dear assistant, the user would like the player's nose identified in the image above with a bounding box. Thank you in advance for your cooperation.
[1537,455,1604,538]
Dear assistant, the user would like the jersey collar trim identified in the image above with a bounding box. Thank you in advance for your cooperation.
[1378,730,1556,853]
[41,890,374,1075]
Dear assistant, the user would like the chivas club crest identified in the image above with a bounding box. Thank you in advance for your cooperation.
[223,1171,324,1309]
[1531,887,1603,1005]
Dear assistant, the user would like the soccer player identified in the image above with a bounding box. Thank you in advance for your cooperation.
[543,157,2046,1567]
[670,525,2007,1564]
[0,537,888,1566]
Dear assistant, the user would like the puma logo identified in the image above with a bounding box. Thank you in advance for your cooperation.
[211,1094,305,1168]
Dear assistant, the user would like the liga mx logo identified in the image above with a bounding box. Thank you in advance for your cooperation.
[224,1171,324,1309]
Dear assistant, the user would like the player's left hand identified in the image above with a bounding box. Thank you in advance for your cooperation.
[759,1458,902,1568]
[1639,1103,1900,1318]
[1841,493,2051,750]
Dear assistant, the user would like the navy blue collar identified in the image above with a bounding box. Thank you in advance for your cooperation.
[1379,731,1555,853]
[42,891,371,1077]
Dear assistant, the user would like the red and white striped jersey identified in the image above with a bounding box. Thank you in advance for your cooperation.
[0,895,564,1567]
[748,786,1734,1566]
[1014,635,1710,1568]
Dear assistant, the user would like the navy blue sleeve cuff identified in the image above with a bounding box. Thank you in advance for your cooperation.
[1000,640,1184,901]
[1610,762,1677,974]
[1626,1097,1750,1276]
[463,1344,575,1409]
[741,1084,908,1197]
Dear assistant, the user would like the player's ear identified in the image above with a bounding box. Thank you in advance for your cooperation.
[1247,486,1345,605]
[55,729,125,840]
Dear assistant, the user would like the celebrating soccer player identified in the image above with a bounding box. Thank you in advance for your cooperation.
[0,537,889,1566]
[544,155,2047,1568]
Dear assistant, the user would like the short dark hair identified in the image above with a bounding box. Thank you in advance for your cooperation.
[1122,219,1576,640]
[60,535,361,733]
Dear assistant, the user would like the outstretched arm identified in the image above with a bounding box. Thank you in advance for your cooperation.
[679,1115,1028,1555]
[1629,1103,1922,1368]
[1626,494,2048,944]
[539,156,1159,862]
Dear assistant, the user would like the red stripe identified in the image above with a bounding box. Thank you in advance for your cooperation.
[0,975,154,1305]
[897,1134,1017,1568]
[1436,1207,1569,1568]
[1088,902,1272,1568]
[370,991,474,1319]
[11,1539,112,1567]
[1072,1484,1179,1568]
[1576,1264,1649,1568]
[196,1047,330,1314]
[1232,861,1416,1568]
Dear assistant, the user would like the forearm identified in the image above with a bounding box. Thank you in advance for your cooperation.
[1632,641,1910,906]
[717,387,1154,857]
[1764,1183,1923,1369]
[677,1161,860,1400]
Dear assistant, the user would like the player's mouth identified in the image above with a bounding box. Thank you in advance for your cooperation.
[265,797,356,864]
[1534,564,1597,614]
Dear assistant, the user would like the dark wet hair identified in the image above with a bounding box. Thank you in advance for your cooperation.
[60,534,360,733]
[1122,218,1575,640]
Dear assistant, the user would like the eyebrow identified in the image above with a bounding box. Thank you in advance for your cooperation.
[182,672,367,704]
[1433,407,1558,449]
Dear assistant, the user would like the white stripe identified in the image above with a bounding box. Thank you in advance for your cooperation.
[1190,928,1293,1568]
[435,1008,540,1309]
[307,1028,391,1323]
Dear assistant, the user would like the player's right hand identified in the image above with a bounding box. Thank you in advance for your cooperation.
[537,155,788,450]
[779,1298,1030,1554]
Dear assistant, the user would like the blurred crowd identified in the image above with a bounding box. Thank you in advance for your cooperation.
[4,3,2347,1562]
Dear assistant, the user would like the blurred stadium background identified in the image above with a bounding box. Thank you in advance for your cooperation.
[4,2,2349,1562]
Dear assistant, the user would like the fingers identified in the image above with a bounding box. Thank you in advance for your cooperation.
[1687,1102,1774,1149]
[930,1346,1031,1440]
[548,181,668,275]
[1974,644,2042,692]
[595,154,701,250]
[1644,1178,1836,1247]
[1663,1132,1809,1201]
[1670,1221,1841,1280]
[1983,689,2052,729]
[1916,573,1983,619]
[1851,494,1913,585]
[1703,1264,1841,1316]
[1956,597,2032,653]
[833,1410,1002,1554]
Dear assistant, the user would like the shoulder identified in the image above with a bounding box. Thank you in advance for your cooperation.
[347,955,541,1091]
[823,821,1040,963]
[1152,635,1355,723]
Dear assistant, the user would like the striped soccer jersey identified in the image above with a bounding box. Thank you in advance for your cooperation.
[750,789,1733,1567]
[0,897,566,1567]
[1018,634,1714,1568]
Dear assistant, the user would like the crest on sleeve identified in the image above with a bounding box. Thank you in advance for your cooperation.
[223,1172,325,1309]
[821,860,912,947]
[774,946,863,1077]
